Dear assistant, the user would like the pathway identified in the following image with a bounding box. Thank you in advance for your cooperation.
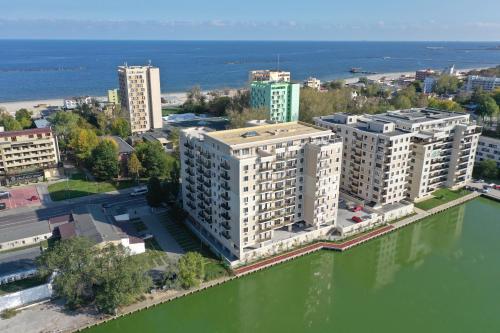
[140,211,185,260]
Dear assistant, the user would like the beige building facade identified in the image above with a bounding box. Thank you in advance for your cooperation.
[118,65,163,134]
[249,70,291,83]
[180,122,342,261]
[0,128,60,185]
[315,108,481,205]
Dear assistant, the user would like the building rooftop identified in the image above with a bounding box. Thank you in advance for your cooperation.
[102,136,134,154]
[0,221,51,244]
[34,119,50,129]
[0,127,52,138]
[205,121,329,146]
[71,205,123,244]
[373,108,469,124]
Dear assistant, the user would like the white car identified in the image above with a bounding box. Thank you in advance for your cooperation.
[130,187,148,196]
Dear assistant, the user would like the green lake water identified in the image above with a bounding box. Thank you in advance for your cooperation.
[85,198,500,333]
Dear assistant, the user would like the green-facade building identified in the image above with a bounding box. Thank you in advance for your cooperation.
[250,81,300,123]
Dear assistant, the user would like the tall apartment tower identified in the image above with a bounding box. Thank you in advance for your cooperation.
[315,108,481,205]
[250,81,300,123]
[180,122,342,261]
[118,65,162,134]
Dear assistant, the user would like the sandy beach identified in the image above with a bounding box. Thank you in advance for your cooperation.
[0,67,487,114]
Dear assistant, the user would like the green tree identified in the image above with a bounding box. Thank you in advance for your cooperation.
[37,237,97,309]
[477,159,499,180]
[49,111,81,151]
[90,139,119,181]
[428,98,464,112]
[110,118,131,138]
[0,112,22,131]
[15,108,33,129]
[433,75,461,95]
[178,252,205,289]
[391,95,412,109]
[135,141,171,177]
[476,95,499,123]
[69,128,99,162]
[492,88,500,106]
[146,176,163,207]
[128,152,142,180]
[37,237,152,313]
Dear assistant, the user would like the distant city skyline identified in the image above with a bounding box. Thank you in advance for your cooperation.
[2,0,500,41]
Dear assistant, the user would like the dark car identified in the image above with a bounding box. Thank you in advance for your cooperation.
[0,203,6,210]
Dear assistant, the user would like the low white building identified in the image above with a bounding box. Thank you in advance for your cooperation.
[303,77,321,90]
[476,135,500,168]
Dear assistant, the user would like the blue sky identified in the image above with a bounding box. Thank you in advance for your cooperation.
[1,0,500,40]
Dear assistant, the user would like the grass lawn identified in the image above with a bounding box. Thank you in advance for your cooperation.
[157,212,229,280]
[48,172,139,201]
[142,238,170,268]
[0,275,48,296]
[415,188,470,211]
[162,107,183,116]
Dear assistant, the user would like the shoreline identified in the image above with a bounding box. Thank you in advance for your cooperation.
[0,66,490,114]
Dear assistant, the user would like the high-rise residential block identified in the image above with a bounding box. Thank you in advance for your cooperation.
[107,89,120,105]
[476,135,500,168]
[315,108,481,205]
[0,128,60,185]
[180,122,342,262]
[465,75,500,92]
[118,65,162,134]
[249,70,291,83]
[250,81,300,123]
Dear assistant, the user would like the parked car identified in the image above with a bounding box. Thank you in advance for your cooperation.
[480,188,490,194]
[0,202,6,210]
[494,185,500,190]
[0,191,10,199]
[130,187,148,197]
[30,195,38,201]
[351,205,363,212]
[352,216,363,223]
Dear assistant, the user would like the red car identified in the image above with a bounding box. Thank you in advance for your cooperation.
[351,205,363,212]
[494,185,500,190]
[352,216,363,223]
[29,195,38,201]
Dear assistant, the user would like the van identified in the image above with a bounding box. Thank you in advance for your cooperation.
[130,187,148,197]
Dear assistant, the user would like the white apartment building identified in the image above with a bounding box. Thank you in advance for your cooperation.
[465,75,500,92]
[249,70,291,83]
[118,65,163,134]
[0,128,60,185]
[476,135,500,168]
[303,77,321,90]
[315,108,481,204]
[180,122,342,262]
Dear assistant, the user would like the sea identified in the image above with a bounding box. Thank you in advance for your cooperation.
[0,40,499,102]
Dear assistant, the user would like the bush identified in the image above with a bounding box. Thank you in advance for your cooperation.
[1,308,18,319]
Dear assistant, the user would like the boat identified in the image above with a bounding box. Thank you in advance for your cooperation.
[349,67,361,73]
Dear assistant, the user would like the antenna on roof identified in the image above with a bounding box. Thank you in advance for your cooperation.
[124,61,128,67]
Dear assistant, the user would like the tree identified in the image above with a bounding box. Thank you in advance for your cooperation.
[49,111,82,151]
[492,88,500,106]
[110,118,131,138]
[178,252,205,289]
[15,108,33,129]
[0,112,22,131]
[476,159,499,180]
[391,95,412,109]
[90,139,119,181]
[135,141,171,177]
[37,237,152,313]
[227,107,268,129]
[433,75,461,95]
[146,176,163,207]
[476,95,499,123]
[128,152,142,180]
[69,128,99,162]
[428,98,464,112]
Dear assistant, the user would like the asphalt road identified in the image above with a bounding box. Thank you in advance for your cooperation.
[0,192,147,230]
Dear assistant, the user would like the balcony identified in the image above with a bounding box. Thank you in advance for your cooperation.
[221,193,230,201]
[220,202,230,211]
[184,150,194,159]
[186,185,195,193]
[185,159,194,167]
[186,193,195,201]
[221,172,230,181]
[184,142,194,149]
[221,212,230,221]
[221,182,230,191]
[186,168,194,176]
[221,222,231,230]
[186,177,195,185]
[221,230,230,240]
[220,162,230,171]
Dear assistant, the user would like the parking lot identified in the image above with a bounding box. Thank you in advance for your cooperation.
[0,186,41,210]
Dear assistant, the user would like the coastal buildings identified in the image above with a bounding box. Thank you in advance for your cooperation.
[249,70,290,83]
[303,77,321,90]
[107,89,120,105]
[0,128,60,185]
[63,96,92,110]
[250,81,300,123]
[465,75,500,92]
[415,69,437,81]
[314,108,481,204]
[180,122,342,262]
[118,65,163,134]
[476,135,500,167]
